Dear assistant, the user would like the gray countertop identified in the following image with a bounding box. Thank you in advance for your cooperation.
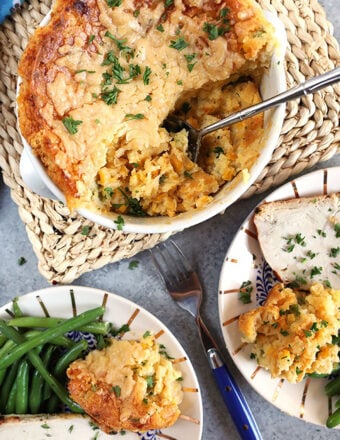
[0,1,339,439]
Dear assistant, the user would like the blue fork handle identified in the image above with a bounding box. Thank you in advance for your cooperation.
[208,348,263,440]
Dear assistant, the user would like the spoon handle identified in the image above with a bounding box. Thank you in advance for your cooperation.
[200,67,340,137]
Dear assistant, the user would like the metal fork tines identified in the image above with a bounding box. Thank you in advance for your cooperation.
[150,240,263,440]
[150,242,202,319]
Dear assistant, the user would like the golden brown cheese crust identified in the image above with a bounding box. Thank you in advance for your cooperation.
[66,336,183,433]
[18,0,276,215]
[239,283,340,383]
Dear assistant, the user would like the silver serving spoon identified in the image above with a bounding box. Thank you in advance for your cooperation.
[163,67,340,162]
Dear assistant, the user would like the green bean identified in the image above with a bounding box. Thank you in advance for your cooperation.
[0,360,20,412]
[54,339,88,377]
[0,334,7,348]
[4,380,18,414]
[0,306,104,370]
[325,375,340,397]
[9,316,111,335]
[46,394,60,413]
[43,340,88,414]
[15,359,30,414]
[0,320,83,413]
[0,367,7,386]
[0,330,73,361]
[29,345,55,414]
[12,297,23,318]
[326,407,340,428]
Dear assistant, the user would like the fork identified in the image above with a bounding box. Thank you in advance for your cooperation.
[150,240,262,440]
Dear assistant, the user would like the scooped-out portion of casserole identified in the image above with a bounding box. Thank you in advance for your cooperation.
[18,0,277,217]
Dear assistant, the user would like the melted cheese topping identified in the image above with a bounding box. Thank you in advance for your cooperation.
[18,0,277,217]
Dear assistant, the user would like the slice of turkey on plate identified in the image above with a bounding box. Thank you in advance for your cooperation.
[253,193,340,289]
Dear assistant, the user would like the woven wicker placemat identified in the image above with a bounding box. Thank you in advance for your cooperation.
[0,0,339,283]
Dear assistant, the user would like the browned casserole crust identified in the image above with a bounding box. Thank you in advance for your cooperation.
[67,335,183,432]
[18,0,277,216]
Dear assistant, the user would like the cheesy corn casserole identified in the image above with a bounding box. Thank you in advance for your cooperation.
[18,0,277,217]
[239,283,340,383]
[67,335,183,432]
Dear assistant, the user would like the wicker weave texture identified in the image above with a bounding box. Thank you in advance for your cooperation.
[0,0,339,283]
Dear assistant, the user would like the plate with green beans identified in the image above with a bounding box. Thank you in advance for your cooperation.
[0,285,203,440]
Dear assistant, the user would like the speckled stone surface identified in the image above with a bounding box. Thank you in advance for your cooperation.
[0,2,339,439]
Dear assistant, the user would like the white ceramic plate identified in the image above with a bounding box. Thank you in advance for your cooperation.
[0,286,203,440]
[18,8,287,234]
[218,166,340,428]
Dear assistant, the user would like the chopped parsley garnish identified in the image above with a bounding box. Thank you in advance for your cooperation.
[169,37,189,51]
[133,9,140,17]
[104,31,134,57]
[146,375,154,388]
[310,266,322,278]
[18,256,27,266]
[306,250,316,259]
[296,367,303,375]
[330,247,340,257]
[280,330,289,336]
[156,24,165,32]
[159,343,174,359]
[324,280,332,288]
[213,146,224,158]
[184,170,193,179]
[295,233,306,246]
[101,85,121,105]
[114,215,125,230]
[238,280,253,304]
[111,385,121,397]
[41,423,50,429]
[88,34,95,44]
[75,69,96,74]
[143,66,152,85]
[176,79,183,86]
[304,329,312,337]
[335,223,340,238]
[104,187,114,198]
[106,0,122,7]
[333,262,340,271]
[184,53,197,72]
[219,7,230,18]
[164,0,174,6]
[291,275,308,287]
[203,22,230,40]
[81,225,90,236]
[119,188,146,216]
[62,116,83,134]
[143,330,151,338]
[285,244,295,253]
[317,229,326,237]
[125,113,145,120]
[145,94,152,102]
[68,425,74,433]
[128,260,139,270]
